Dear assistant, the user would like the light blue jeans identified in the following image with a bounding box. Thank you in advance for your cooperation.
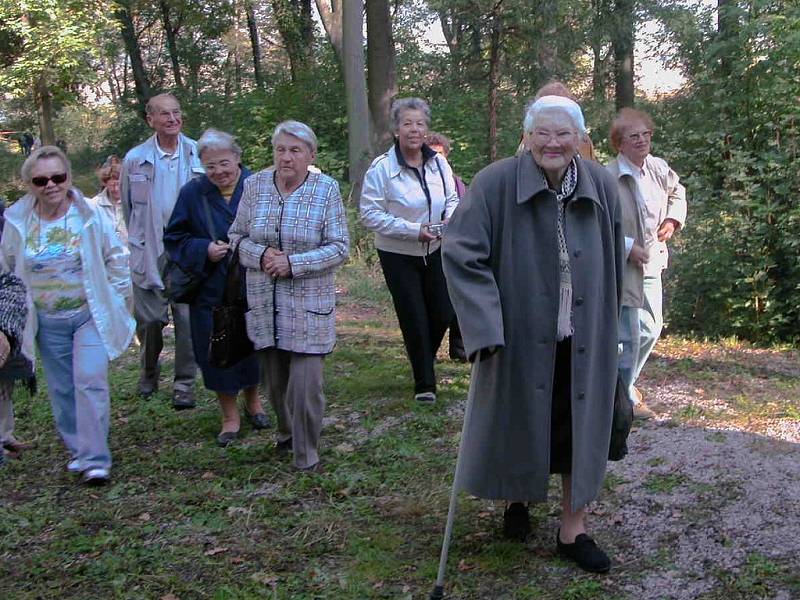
[619,274,664,405]
[37,309,111,471]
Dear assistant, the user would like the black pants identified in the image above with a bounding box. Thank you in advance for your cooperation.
[378,249,455,394]
[550,338,573,475]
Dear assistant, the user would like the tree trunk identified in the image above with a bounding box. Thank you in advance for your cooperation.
[487,12,501,162]
[717,0,739,75]
[114,1,151,118]
[366,0,397,152]
[245,1,264,89]
[612,0,635,110]
[271,0,314,82]
[342,0,372,201]
[160,0,183,89]
[315,0,343,64]
[34,79,55,146]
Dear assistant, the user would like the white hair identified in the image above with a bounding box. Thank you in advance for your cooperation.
[197,129,242,158]
[390,98,431,132]
[523,95,586,136]
[271,121,317,153]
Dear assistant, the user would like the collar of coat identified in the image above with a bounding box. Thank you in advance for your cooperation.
[133,133,197,167]
[516,151,604,211]
[5,187,95,233]
[198,165,251,197]
[389,142,439,177]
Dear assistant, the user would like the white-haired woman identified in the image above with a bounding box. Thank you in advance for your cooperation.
[164,129,266,447]
[442,96,623,572]
[360,98,460,403]
[0,146,135,485]
[228,121,349,473]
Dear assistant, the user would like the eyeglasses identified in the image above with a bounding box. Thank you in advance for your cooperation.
[531,130,576,144]
[626,130,653,142]
[31,173,68,187]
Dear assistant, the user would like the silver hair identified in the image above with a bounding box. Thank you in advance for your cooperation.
[21,145,71,183]
[198,128,242,158]
[145,93,180,115]
[271,120,318,153]
[523,96,587,136]
[390,98,431,132]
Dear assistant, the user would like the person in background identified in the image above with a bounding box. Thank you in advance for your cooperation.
[426,131,466,362]
[92,155,127,245]
[1,146,135,485]
[360,98,460,402]
[607,108,686,419]
[164,129,267,447]
[0,265,29,466]
[120,93,202,409]
[443,96,623,573]
[228,121,348,473]
[518,81,597,161]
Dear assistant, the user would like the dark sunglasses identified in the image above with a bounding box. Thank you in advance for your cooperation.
[31,173,68,187]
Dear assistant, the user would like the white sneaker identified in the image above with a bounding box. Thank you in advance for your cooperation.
[414,392,437,403]
[81,467,110,486]
[67,459,82,473]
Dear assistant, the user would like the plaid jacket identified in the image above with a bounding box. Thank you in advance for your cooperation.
[228,169,349,354]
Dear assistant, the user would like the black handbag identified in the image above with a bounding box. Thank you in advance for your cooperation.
[163,260,205,304]
[608,374,634,461]
[208,250,254,369]
[164,194,217,305]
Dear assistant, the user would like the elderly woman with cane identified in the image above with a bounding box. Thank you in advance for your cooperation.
[441,95,623,574]
[228,120,348,473]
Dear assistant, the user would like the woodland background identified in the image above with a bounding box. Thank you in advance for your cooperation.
[0,0,798,344]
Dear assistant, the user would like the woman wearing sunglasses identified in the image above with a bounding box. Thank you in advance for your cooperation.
[0,146,135,486]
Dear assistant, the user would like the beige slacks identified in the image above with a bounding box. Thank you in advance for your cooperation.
[260,349,326,469]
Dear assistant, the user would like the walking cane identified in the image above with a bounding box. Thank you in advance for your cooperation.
[429,369,477,600]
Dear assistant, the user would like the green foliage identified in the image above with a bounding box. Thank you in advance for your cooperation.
[655,1,800,343]
[0,0,113,101]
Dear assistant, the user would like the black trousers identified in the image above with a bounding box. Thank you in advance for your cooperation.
[378,249,455,394]
[550,338,573,475]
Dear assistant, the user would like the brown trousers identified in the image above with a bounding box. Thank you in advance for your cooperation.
[260,349,326,469]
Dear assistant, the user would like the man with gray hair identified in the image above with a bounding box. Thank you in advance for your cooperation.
[120,93,203,409]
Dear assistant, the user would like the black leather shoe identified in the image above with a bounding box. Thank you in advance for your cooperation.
[503,503,531,541]
[172,390,196,410]
[275,437,292,453]
[216,431,238,447]
[556,530,611,573]
[248,412,270,430]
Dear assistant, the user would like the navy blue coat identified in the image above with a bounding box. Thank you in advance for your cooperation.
[164,169,259,393]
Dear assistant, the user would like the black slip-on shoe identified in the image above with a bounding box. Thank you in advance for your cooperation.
[171,390,196,410]
[216,431,238,447]
[556,530,611,573]
[248,412,271,430]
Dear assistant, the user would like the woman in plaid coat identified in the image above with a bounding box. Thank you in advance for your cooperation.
[228,121,349,473]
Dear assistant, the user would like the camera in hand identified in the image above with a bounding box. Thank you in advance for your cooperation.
[428,222,446,237]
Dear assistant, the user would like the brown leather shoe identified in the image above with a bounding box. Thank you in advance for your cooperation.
[633,401,656,420]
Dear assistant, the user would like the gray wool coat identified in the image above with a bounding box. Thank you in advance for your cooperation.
[442,152,624,511]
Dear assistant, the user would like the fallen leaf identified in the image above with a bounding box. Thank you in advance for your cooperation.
[251,572,279,586]
[201,471,216,480]
[457,559,475,572]
[204,547,229,556]
[373,581,384,589]
[334,442,355,453]
[230,556,245,565]
[161,595,180,600]
[139,512,151,522]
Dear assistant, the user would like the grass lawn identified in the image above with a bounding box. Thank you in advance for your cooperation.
[1,260,799,599]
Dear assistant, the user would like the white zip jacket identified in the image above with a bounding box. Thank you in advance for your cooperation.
[360,144,459,256]
[1,189,135,363]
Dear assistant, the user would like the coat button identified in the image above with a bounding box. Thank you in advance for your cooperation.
[573,249,582,258]
[575,297,584,306]
[577,345,586,354]
[578,392,585,400]
[536,384,545,391]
